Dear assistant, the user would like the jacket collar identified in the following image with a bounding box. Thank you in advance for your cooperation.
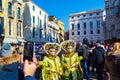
[0,54,20,66]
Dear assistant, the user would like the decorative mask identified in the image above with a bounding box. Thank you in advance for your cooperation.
[44,42,61,56]
[61,40,76,53]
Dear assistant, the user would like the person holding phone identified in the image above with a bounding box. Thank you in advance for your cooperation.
[23,57,39,80]
[0,43,39,80]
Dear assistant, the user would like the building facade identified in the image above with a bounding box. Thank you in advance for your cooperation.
[64,30,69,40]
[49,16,64,43]
[104,0,120,43]
[0,0,24,43]
[23,1,48,44]
[69,9,104,44]
[48,20,59,43]
[57,20,64,42]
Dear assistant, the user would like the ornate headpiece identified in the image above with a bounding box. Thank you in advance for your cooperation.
[61,40,76,53]
[44,42,61,55]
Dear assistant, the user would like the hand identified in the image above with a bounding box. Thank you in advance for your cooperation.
[23,57,39,77]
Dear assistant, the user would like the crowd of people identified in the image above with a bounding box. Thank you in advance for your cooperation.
[0,38,120,80]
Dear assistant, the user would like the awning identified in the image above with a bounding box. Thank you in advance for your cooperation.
[3,37,18,43]
[17,39,26,42]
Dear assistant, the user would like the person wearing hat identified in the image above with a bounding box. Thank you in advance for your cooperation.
[39,42,63,80]
[61,40,83,80]
[0,43,39,80]
[0,43,20,80]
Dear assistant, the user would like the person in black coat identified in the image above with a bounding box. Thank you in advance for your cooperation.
[93,41,106,80]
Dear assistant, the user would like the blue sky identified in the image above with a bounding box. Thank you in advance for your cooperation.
[32,0,105,31]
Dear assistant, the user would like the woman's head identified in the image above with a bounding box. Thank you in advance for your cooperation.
[111,42,120,54]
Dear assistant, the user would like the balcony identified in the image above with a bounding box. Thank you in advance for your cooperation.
[18,15,23,22]
[17,0,23,5]
[8,11,14,19]
[0,6,3,12]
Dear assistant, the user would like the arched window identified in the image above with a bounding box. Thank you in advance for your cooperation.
[17,8,21,19]
[111,25,116,38]
[9,20,11,35]
[17,23,19,36]
[20,23,21,36]
[8,2,12,15]
[0,0,2,8]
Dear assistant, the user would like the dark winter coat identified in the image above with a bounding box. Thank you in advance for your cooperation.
[93,46,105,64]
[105,55,120,80]
[0,54,20,80]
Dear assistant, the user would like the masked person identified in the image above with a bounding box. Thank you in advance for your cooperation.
[61,40,83,80]
[39,42,63,80]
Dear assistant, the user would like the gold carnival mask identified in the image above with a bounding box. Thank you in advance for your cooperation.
[44,42,61,56]
[61,40,76,53]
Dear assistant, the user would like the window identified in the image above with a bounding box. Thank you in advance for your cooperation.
[97,30,100,34]
[0,0,2,8]
[17,23,21,36]
[0,17,4,35]
[84,31,86,35]
[106,8,111,15]
[78,31,80,35]
[9,20,11,35]
[33,6,35,11]
[83,15,86,17]
[8,2,12,15]
[96,12,100,15]
[38,17,39,25]
[16,24,19,36]
[39,10,41,15]
[20,23,21,36]
[33,16,35,23]
[44,15,46,31]
[40,19,42,28]
[0,17,4,28]
[83,22,86,29]
[90,30,93,34]
[17,8,21,19]
[71,32,74,36]
[33,27,35,38]
[78,23,80,29]
[72,24,74,30]
[90,13,92,16]
[71,17,74,19]
[90,21,93,29]
[97,21,100,28]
